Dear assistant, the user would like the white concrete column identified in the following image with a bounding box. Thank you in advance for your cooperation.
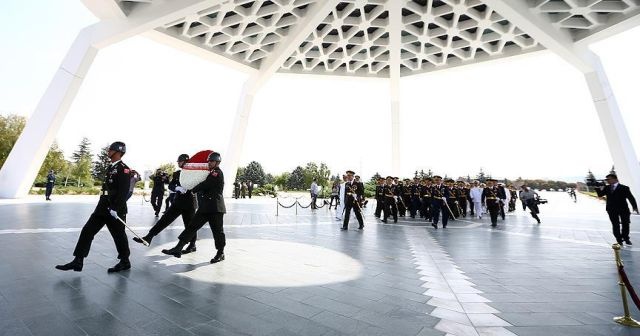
[222,80,260,197]
[583,51,640,194]
[390,81,401,176]
[388,0,402,176]
[0,30,98,198]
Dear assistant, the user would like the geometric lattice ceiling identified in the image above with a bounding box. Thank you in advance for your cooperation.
[90,0,640,78]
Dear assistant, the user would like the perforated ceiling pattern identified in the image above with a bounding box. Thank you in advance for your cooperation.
[280,0,392,77]
[160,0,315,68]
[530,0,640,36]
[118,0,640,77]
[400,0,538,74]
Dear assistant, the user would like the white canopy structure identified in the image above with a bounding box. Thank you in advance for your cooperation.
[1,0,639,198]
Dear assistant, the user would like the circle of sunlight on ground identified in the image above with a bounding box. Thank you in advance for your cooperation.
[146,239,363,287]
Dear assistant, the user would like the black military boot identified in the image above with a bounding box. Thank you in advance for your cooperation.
[55,257,83,272]
[107,259,131,273]
[162,241,186,258]
[210,252,225,264]
[182,243,197,254]
[133,235,152,246]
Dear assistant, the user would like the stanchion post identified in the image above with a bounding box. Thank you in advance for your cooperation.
[613,243,640,327]
[276,197,279,217]
[295,200,298,216]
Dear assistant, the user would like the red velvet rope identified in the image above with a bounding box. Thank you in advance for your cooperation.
[618,265,640,310]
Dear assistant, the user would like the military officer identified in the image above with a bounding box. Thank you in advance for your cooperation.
[162,152,226,263]
[341,170,364,230]
[410,178,421,219]
[382,176,398,223]
[431,176,450,229]
[482,179,501,227]
[446,179,460,219]
[457,181,469,218]
[133,154,197,253]
[374,177,385,218]
[396,179,407,217]
[56,141,132,273]
[420,178,433,222]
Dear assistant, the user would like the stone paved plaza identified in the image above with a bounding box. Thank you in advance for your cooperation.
[1,192,640,336]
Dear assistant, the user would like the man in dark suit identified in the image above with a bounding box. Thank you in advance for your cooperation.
[596,174,638,245]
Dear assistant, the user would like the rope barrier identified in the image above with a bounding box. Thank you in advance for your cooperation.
[275,197,329,215]
[618,265,640,310]
[277,200,298,208]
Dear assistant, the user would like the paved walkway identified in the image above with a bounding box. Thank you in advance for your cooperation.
[1,192,639,336]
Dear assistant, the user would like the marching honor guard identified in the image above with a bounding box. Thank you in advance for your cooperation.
[457,181,469,218]
[133,154,197,253]
[431,176,450,229]
[420,178,432,222]
[374,177,385,218]
[446,179,460,219]
[482,179,501,227]
[341,170,365,230]
[410,178,421,219]
[382,176,398,223]
[56,142,132,273]
[162,152,226,263]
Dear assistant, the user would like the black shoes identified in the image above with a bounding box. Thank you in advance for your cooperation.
[108,260,131,273]
[358,225,364,230]
[133,236,151,245]
[431,223,437,229]
[625,239,633,245]
[182,245,197,254]
[55,259,83,272]
[162,247,182,258]
[210,253,225,264]
[340,227,348,231]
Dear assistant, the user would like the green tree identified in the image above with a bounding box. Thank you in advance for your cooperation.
[71,137,92,162]
[70,137,93,187]
[71,155,93,187]
[287,166,305,190]
[36,142,69,183]
[235,167,245,183]
[476,168,486,183]
[92,144,111,182]
[156,162,176,175]
[609,166,616,175]
[243,161,266,185]
[0,114,26,168]
[274,172,290,189]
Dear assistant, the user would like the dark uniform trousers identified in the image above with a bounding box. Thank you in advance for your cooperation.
[487,202,500,226]
[374,197,384,217]
[608,210,631,242]
[421,197,431,221]
[148,203,196,244]
[383,197,398,222]
[343,195,364,228]
[179,212,225,252]
[151,191,164,214]
[432,200,449,226]
[457,197,467,217]
[74,209,130,260]
[410,197,421,218]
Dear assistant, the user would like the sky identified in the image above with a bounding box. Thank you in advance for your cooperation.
[1,1,639,182]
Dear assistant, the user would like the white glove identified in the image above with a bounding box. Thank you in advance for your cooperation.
[442,197,446,201]
[109,210,118,219]
[175,186,187,193]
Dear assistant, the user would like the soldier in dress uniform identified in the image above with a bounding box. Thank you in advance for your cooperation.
[396,179,407,217]
[431,176,450,229]
[382,176,398,223]
[374,177,385,218]
[133,154,197,254]
[162,152,226,263]
[497,182,508,220]
[410,178,421,219]
[482,179,501,227]
[402,179,412,217]
[446,179,460,219]
[56,141,132,273]
[508,185,518,212]
[340,170,364,230]
[420,178,433,222]
[467,182,475,217]
[457,181,469,218]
